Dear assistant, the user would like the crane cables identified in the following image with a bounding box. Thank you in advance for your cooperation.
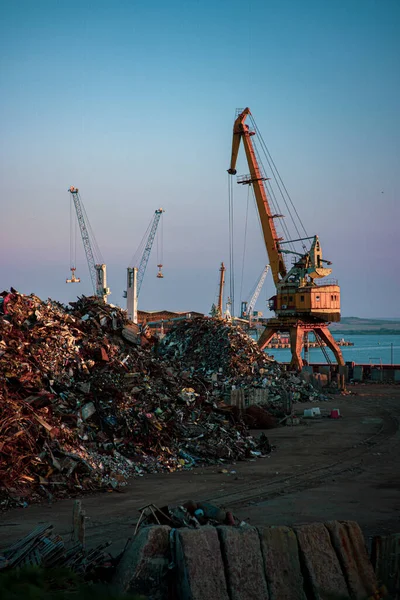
[79,196,104,265]
[239,185,251,308]
[228,172,235,316]
[69,194,78,271]
[129,216,154,268]
[157,212,164,267]
[248,113,309,255]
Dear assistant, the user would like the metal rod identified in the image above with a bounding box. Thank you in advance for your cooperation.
[278,236,315,245]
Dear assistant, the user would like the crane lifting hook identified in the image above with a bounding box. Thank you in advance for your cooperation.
[157,264,164,279]
[66,267,81,284]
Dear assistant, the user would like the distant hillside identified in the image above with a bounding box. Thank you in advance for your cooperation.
[331,317,400,335]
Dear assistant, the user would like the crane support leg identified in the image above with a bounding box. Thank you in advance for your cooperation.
[314,326,345,366]
[289,325,305,371]
[257,327,277,351]
[258,318,344,371]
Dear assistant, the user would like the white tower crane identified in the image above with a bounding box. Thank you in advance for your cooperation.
[240,265,270,321]
[125,208,164,321]
[66,186,110,303]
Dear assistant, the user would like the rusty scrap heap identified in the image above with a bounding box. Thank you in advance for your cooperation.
[159,317,328,406]
[0,290,268,508]
[158,317,274,379]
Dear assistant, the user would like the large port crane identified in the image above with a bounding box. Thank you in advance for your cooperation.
[67,186,110,303]
[228,108,344,370]
[125,208,164,321]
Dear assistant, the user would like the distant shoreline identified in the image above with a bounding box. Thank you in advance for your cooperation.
[332,330,400,336]
[329,317,400,336]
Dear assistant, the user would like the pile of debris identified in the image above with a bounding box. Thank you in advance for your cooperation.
[135,500,241,533]
[0,523,113,575]
[159,317,327,405]
[0,290,270,507]
[158,317,274,379]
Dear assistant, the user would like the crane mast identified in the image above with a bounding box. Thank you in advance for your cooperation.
[228,109,344,370]
[218,262,226,317]
[67,187,110,303]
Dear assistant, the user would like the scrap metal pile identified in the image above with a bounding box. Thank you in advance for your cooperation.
[158,317,274,379]
[0,290,268,508]
[159,317,326,403]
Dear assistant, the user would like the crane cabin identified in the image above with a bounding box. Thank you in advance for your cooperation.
[271,283,341,323]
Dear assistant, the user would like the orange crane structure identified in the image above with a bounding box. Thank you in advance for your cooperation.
[228,108,345,370]
[217,262,226,317]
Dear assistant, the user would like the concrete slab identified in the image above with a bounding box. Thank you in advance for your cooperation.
[371,368,383,382]
[217,525,269,600]
[112,525,170,599]
[325,520,378,599]
[174,526,229,600]
[353,365,363,382]
[295,522,349,599]
[260,525,306,600]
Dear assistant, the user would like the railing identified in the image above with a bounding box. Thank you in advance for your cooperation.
[236,173,267,185]
[314,278,339,286]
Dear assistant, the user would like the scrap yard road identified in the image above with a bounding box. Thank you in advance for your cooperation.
[1,385,399,551]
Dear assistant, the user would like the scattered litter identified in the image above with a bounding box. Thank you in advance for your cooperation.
[134,500,242,533]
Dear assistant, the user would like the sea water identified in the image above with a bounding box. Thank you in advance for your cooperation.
[262,334,400,365]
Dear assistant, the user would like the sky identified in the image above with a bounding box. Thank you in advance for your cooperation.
[1,0,399,318]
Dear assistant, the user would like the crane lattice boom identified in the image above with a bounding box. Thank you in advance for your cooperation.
[247,265,270,316]
[135,209,164,295]
[68,187,110,302]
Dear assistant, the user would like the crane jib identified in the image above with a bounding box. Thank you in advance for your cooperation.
[228,109,287,286]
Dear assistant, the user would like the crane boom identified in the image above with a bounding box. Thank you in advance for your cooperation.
[228,108,287,286]
[126,208,164,321]
[247,265,269,316]
[135,209,164,295]
[68,187,110,302]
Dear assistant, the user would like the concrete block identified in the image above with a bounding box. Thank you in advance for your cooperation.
[260,525,305,600]
[174,526,229,600]
[353,365,363,382]
[113,525,170,599]
[325,520,377,599]
[295,522,348,599]
[217,525,269,600]
[371,368,383,382]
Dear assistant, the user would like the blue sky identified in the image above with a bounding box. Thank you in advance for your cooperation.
[1,0,399,317]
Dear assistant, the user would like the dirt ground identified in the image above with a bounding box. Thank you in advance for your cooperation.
[1,384,399,552]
